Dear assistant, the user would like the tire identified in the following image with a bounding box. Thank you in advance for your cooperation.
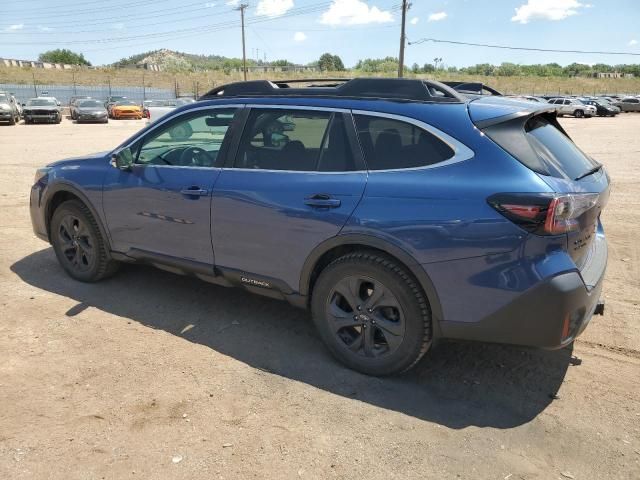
[50,200,119,282]
[311,251,432,376]
[574,109,584,118]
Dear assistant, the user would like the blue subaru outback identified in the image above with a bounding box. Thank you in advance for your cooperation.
[30,78,608,375]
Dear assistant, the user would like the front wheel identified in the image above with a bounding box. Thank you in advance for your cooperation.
[574,109,584,118]
[50,200,119,282]
[311,251,432,376]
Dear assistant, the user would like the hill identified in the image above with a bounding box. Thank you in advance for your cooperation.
[111,48,255,72]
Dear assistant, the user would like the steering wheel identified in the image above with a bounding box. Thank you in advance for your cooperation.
[178,146,213,167]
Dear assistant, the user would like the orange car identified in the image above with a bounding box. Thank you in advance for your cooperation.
[110,100,143,120]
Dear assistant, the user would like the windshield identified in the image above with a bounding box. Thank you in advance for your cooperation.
[526,116,598,180]
[110,96,127,102]
[27,99,56,106]
[115,101,137,106]
[79,100,104,108]
[0,94,9,103]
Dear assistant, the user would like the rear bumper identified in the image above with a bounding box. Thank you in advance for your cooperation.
[435,233,607,349]
[439,269,604,348]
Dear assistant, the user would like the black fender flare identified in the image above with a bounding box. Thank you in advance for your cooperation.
[43,181,113,250]
[299,233,444,334]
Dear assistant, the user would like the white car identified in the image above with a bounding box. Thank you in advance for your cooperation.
[146,98,196,124]
[548,98,597,118]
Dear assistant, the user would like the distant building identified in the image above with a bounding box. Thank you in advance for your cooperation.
[594,72,634,78]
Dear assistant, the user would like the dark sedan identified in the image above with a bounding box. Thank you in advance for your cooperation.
[23,98,61,124]
[581,100,619,117]
[75,99,109,123]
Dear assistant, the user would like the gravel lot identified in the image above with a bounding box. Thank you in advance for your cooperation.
[1,115,639,479]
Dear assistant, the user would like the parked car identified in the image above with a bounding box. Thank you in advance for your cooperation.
[548,97,597,118]
[29,78,609,376]
[69,96,92,120]
[22,97,62,124]
[110,100,143,120]
[0,91,21,125]
[105,96,128,117]
[146,98,196,123]
[74,99,109,123]
[141,99,168,119]
[614,97,640,112]
[581,100,619,116]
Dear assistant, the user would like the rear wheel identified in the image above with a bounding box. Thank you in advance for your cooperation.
[311,251,432,376]
[574,109,584,118]
[50,200,119,282]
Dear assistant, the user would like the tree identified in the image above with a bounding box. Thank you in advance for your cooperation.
[318,53,345,71]
[39,49,91,66]
[411,62,420,74]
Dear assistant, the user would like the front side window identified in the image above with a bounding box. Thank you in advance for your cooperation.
[137,108,237,168]
[354,115,454,170]
[234,109,356,172]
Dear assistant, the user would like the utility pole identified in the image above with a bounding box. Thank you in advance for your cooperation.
[236,3,249,81]
[397,0,409,78]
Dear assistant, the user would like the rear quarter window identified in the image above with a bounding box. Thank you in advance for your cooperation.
[354,115,454,170]
[524,116,598,179]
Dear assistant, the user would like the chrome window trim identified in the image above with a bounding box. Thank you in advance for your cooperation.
[351,109,475,173]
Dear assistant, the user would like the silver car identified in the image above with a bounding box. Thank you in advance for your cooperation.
[614,97,640,112]
[548,98,597,118]
[0,91,21,125]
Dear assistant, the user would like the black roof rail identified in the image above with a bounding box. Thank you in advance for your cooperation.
[199,77,466,103]
[442,81,503,97]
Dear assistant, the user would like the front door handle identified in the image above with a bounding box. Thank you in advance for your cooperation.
[180,186,209,196]
[304,194,341,208]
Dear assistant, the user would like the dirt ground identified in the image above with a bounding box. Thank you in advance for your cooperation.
[0,113,638,480]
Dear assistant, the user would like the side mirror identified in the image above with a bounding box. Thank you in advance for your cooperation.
[22,103,26,107]
[110,148,134,171]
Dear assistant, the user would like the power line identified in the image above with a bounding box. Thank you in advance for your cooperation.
[408,38,640,56]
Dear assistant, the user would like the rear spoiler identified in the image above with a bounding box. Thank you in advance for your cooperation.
[442,81,503,97]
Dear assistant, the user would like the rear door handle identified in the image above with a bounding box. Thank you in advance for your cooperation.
[304,194,341,208]
[180,186,209,196]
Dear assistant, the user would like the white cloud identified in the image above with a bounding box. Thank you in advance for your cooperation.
[205,2,217,6]
[38,25,53,32]
[5,24,24,31]
[293,31,307,42]
[410,17,419,25]
[629,39,638,46]
[256,0,294,17]
[113,22,125,30]
[511,0,589,24]
[427,11,447,22]
[226,0,239,5]
[320,0,393,26]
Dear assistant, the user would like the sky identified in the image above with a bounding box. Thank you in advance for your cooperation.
[1,0,639,68]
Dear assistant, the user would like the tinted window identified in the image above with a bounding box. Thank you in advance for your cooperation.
[525,116,598,180]
[234,109,355,172]
[137,108,237,167]
[354,115,454,170]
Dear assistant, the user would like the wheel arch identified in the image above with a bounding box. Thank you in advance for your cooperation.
[45,182,111,249]
[300,234,444,334]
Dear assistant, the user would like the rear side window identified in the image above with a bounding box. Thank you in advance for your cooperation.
[354,115,454,170]
[235,109,356,172]
[525,116,598,179]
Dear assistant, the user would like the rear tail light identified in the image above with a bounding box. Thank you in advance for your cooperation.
[488,193,599,235]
